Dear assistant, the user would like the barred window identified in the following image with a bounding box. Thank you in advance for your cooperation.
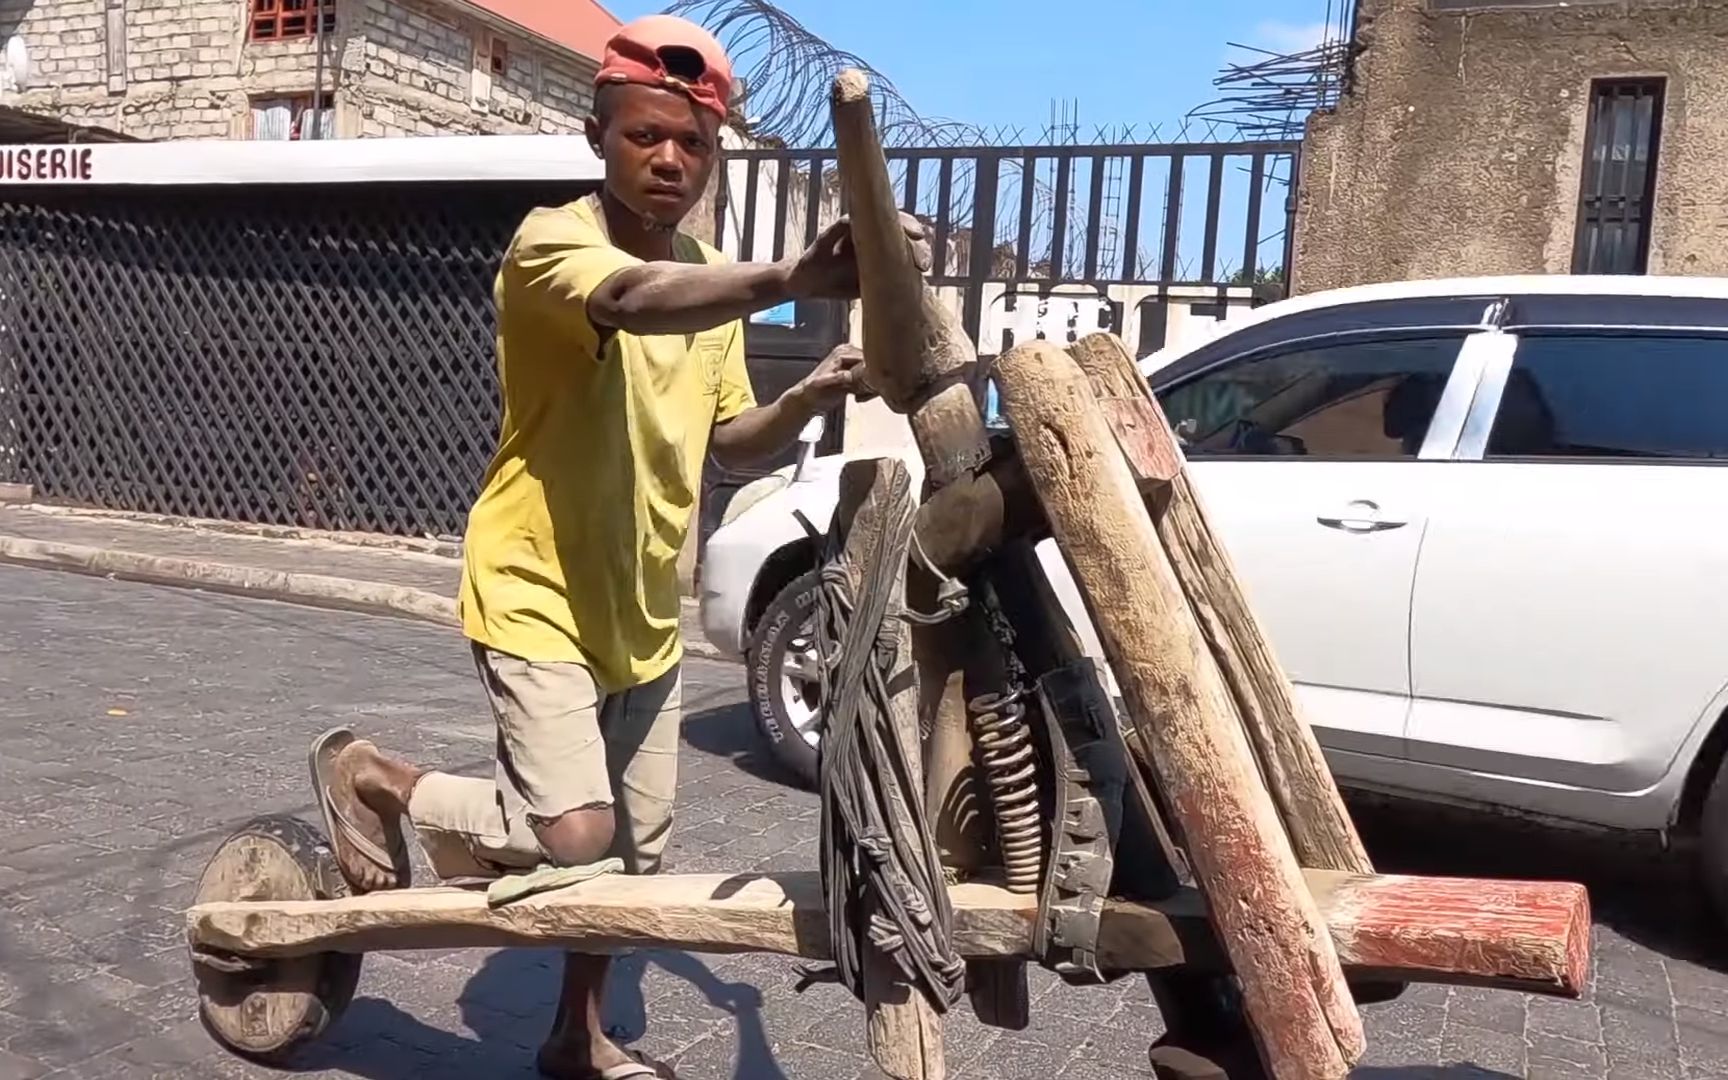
[249,0,335,43]
[1572,79,1665,275]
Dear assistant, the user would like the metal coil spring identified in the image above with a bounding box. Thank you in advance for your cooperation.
[968,688,1044,894]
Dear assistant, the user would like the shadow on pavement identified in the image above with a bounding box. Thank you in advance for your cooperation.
[620,950,792,1080]
[1346,791,1724,973]
[680,699,809,789]
[295,948,790,1079]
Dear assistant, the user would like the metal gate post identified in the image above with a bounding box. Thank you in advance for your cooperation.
[0,276,19,486]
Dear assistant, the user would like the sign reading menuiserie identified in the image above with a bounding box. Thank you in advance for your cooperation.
[0,136,604,187]
[0,146,95,182]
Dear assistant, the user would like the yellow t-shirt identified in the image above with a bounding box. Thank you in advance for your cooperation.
[459,194,756,691]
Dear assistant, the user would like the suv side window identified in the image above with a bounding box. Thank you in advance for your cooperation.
[1154,336,1465,459]
[1488,335,1728,460]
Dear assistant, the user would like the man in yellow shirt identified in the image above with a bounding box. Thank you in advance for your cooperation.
[305,15,923,1079]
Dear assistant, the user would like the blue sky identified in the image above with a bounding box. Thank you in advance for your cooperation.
[605,0,1341,138]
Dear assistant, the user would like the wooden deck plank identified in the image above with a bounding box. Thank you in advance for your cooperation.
[187,869,1589,998]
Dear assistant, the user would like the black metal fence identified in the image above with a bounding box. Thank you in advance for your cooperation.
[715,138,1301,350]
[0,137,1301,537]
[0,181,580,535]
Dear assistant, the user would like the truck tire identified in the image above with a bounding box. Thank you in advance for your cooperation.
[747,571,822,789]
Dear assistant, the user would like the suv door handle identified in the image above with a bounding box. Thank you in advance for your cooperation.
[1317,499,1407,533]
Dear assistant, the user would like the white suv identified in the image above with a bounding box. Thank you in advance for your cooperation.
[700,275,1728,913]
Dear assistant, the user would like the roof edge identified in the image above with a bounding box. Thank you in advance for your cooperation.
[431,0,608,68]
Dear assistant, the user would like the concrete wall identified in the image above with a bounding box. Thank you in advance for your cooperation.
[840,283,1265,455]
[1293,0,1728,295]
[0,0,596,140]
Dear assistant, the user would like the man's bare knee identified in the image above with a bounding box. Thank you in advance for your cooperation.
[531,805,615,867]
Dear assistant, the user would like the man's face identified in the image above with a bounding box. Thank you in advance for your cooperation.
[587,83,720,229]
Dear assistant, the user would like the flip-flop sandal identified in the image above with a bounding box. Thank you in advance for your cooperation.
[308,726,410,893]
[536,1046,676,1080]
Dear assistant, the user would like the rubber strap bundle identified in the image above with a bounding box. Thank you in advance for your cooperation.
[801,470,966,1012]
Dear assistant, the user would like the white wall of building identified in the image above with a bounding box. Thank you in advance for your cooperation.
[841,282,1264,454]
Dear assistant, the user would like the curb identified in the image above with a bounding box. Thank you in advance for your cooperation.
[0,535,728,663]
[16,504,465,559]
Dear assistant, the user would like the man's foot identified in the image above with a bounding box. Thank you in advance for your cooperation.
[345,740,419,816]
[536,1035,673,1079]
[308,728,412,893]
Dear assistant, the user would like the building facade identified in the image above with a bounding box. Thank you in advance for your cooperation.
[1293,0,1728,295]
[0,0,616,141]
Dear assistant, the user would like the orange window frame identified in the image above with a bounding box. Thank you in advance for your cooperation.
[249,0,336,43]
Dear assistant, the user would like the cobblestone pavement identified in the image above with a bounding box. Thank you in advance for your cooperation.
[3,565,1727,1079]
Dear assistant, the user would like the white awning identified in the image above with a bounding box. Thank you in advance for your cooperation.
[0,135,604,187]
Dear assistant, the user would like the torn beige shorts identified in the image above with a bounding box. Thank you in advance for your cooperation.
[406,643,682,880]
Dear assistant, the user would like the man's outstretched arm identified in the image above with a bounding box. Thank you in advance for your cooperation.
[587,259,795,337]
[588,213,928,337]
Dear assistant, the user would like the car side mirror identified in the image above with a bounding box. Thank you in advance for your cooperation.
[793,414,826,482]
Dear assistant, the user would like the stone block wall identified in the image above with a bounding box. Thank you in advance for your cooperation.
[0,0,104,89]
[344,0,596,137]
[1,0,598,141]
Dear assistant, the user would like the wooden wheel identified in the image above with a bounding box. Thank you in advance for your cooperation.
[189,814,364,1063]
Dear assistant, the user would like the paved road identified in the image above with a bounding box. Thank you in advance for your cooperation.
[1,566,1726,1079]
